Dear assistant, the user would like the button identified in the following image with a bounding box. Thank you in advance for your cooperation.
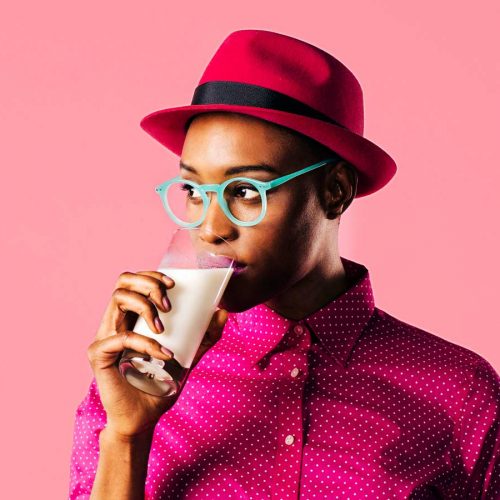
[293,325,304,334]
[285,434,295,445]
[290,367,301,378]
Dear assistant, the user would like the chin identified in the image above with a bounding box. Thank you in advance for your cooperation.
[218,294,255,313]
[218,273,281,313]
[218,280,260,312]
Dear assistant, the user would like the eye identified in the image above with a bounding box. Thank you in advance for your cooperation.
[180,183,202,199]
[231,184,261,200]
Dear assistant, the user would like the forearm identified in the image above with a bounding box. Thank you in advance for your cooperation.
[90,427,154,500]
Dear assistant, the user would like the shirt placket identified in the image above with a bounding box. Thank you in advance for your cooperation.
[271,322,311,500]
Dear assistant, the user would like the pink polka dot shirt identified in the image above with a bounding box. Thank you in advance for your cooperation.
[69,257,500,499]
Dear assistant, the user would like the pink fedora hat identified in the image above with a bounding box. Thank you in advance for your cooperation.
[140,29,397,198]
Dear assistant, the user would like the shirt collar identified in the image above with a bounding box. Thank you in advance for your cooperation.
[229,256,375,368]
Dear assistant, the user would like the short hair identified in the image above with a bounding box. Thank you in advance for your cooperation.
[185,111,343,161]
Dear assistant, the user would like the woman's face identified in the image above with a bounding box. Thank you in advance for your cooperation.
[180,112,335,313]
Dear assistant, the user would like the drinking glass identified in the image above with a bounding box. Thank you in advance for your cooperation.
[118,227,237,397]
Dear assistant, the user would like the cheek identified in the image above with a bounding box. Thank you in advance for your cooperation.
[272,190,320,241]
[241,188,322,265]
[225,212,321,309]
[266,190,312,225]
[251,214,317,272]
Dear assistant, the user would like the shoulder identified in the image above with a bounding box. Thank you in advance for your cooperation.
[362,307,499,389]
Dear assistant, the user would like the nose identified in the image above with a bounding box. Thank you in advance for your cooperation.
[198,192,238,244]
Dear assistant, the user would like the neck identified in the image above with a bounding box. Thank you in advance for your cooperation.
[264,252,348,321]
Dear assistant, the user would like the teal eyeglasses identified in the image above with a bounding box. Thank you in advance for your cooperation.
[155,157,340,227]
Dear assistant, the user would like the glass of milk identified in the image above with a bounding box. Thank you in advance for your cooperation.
[118,227,236,397]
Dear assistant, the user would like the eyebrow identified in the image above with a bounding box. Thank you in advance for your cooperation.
[179,160,280,176]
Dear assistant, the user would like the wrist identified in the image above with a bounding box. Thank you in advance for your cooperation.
[92,424,154,498]
[100,425,156,446]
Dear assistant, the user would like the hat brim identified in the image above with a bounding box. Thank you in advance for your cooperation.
[140,104,397,198]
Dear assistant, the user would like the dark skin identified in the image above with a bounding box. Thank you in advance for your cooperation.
[181,111,358,320]
[87,111,359,497]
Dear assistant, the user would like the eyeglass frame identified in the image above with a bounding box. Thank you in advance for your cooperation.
[154,156,341,227]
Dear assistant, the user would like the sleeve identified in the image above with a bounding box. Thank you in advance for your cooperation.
[67,377,107,500]
[456,356,500,500]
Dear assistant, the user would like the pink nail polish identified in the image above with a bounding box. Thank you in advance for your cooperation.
[161,346,173,357]
[162,295,170,310]
[154,316,164,332]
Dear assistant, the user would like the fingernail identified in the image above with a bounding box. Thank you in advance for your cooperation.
[160,346,173,357]
[154,316,164,332]
[162,295,171,311]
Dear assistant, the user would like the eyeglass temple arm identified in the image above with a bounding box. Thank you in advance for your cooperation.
[267,157,340,189]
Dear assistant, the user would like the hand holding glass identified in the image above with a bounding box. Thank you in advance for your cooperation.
[119,227,236,397]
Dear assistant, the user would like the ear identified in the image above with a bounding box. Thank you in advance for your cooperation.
[323,161,358,219]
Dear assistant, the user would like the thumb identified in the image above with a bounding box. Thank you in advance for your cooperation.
[191,309,229,369]
[204,308,229,347]
[213,307,229,331]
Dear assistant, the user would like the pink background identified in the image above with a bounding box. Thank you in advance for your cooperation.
[1,1,499,497]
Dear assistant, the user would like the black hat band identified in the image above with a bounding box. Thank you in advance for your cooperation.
[191,80,346,129]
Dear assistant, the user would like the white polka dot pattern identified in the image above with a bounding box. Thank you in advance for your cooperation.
[68,257,500,499]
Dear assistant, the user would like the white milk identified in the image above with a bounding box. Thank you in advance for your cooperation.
[132,267,233,368]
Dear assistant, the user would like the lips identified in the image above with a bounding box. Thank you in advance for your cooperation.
[231,262,247,275]
[216,255,247,274]
[197,253,247,271]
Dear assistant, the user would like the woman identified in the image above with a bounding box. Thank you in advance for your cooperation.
[70,30,500,499]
